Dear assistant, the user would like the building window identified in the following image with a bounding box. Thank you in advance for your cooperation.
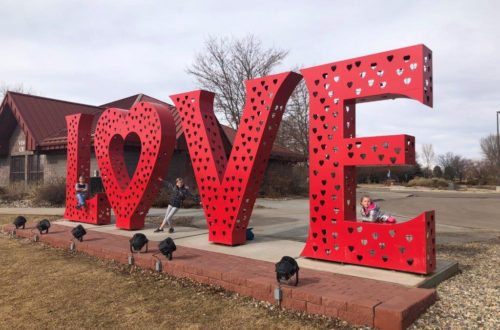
[28,155,43,183]
[10,156,25,182]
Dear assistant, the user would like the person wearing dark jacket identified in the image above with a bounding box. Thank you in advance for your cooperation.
[75,175,89,210]
[154,178,193,233]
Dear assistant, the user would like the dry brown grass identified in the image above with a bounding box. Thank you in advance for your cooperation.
[406,177,449,188]
[0,182,32,201]
[31,178,67,206]
[0,216,355,330]
[0,214,61,226]
[146,216,196,228]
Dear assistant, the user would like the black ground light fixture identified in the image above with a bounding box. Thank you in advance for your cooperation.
[129,233,149,253]
[159,237,176,260]
[36,219,51,234]
[13,216,27,229]
[275,256,300,286]
[71,225,87,242]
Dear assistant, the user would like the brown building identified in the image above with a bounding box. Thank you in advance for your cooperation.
[0,92,304,190]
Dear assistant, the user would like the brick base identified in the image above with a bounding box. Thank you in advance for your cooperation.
[3,223,436,329]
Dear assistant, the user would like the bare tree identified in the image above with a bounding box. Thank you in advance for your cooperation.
[463,159,496,185]
[432,165,443,178]
[187,35,288,128]
[420,144,435,177]
[438,152,467,181]
[479,134,500,185]
[480,134,499,165]
[276,79,309,158]
[1,82,36,99]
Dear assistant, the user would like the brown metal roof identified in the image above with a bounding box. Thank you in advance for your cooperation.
[0,92,105,151]
[101,94,183,140]
[100,94,142,109]
[29,93,179,150]
[0,92,304,161]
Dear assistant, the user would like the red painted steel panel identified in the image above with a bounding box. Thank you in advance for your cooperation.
[94,102,176,230]
[171,72,302,245]
[101,94,185,139]
[301,44,435,274]
[64,113,111,224]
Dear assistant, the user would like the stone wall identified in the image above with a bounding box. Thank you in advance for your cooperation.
[1,125,33,185]
[43,152,66,181]
[44,151,99,182]
[9,126,28,157]
[0,156,9,186]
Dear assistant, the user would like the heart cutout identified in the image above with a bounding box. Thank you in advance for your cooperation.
[94,102,176,229]
[108,133,141,187]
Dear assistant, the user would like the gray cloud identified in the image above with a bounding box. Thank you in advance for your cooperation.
[0,0,498,159]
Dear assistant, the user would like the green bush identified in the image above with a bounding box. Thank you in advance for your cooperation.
[31,178,67,206]
[407,177,449,188]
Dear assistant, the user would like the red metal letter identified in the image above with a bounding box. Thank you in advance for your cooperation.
[301,45,435,274]
[94,102,176,230]
[171,72,301,245]
[64,114,111,224]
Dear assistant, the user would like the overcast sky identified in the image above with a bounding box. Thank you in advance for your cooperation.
[0,0,498,160]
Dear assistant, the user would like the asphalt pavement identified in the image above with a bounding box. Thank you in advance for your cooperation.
[1,186,499,244]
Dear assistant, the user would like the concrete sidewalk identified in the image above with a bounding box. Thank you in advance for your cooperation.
[52,218,457,288]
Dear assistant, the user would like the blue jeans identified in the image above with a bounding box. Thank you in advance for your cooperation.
[76,193,87,207]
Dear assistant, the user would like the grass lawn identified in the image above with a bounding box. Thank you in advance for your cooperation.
[0,215,353,330]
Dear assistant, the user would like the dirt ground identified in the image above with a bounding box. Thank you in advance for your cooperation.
[0,215,361,330]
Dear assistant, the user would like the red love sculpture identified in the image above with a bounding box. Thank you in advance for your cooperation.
[301,44,435,274]
[94,102,176,230]
[64,113,111,224]
[171,72,301,245]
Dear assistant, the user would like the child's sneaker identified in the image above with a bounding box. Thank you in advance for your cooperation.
[386,216,397,224]
[154,228,164,233]
[168,228,174,234]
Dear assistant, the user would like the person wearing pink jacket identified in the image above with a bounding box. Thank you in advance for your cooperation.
[359,195,397,223]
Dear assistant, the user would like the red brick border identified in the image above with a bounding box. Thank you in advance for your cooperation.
[3,223,436,329]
